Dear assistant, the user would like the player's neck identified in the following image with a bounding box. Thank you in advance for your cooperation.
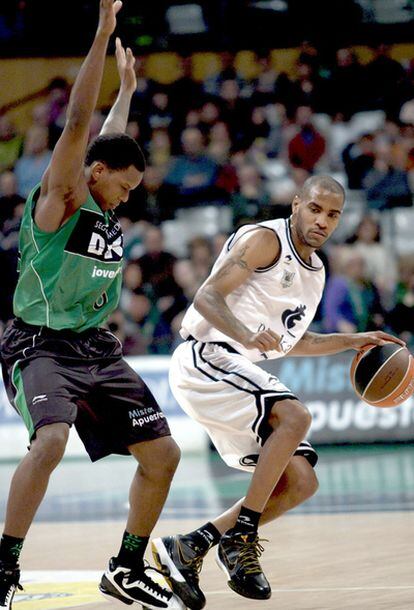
[289,222,315,264]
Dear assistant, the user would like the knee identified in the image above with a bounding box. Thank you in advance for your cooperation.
[139,437,181,482]
[161,438,181,476]
[293,468,319,502]
[30,424,69,470]
[269,399,312,437]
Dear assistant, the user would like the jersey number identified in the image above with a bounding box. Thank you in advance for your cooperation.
[93,292,108,311]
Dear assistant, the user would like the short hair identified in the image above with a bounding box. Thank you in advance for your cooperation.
[299,175,345,203]
[85,133,146,172]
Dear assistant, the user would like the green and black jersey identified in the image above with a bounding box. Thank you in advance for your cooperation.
[13,184,123,332]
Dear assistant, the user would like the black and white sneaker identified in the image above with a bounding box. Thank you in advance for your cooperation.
[99,557,184,609]
[0,561,22,609]
[216,532,271,600]
[152,535,206,610]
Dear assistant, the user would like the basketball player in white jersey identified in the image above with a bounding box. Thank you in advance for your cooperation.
[152,175,403,609]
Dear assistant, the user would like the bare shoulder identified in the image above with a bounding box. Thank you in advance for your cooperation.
[232,226,280,269]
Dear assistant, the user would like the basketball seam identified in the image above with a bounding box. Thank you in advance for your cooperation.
[367,354,413,405]
[361,346,405,400]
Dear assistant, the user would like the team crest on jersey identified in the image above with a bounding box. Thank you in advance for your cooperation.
[64,209,123,262]
[281,268,295,287]
[281,304,307,337]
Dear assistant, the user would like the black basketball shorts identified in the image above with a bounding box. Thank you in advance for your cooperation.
[0,318,171,461]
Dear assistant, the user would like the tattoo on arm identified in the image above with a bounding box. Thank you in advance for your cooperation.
[301,332,328,345]
[215,245,252,280]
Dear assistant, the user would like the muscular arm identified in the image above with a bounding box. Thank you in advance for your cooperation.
[194,228,282,352]
[35,0,122,232]
[289,330,405,357]
[101,38,136,135]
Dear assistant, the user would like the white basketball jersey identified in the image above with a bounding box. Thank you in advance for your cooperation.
[181,217,326,362]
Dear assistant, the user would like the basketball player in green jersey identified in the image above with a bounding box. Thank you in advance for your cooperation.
[0,2,182,609]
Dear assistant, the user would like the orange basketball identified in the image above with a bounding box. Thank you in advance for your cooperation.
[350,342,414,408]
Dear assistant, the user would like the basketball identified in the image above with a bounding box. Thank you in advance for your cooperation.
[350,342,414,408]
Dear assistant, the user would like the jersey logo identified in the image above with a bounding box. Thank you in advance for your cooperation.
[239,454,259,467]
[64,210,123,263]
[281,304,307,337]
[281,269,295,287]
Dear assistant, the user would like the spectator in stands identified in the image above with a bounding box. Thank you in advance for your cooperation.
[203,51,246,98]
[329,47,367,118]
[198,99,222,134]
[245,105,271,147]
[323,249,385,333]
[231,163,272,226]
[250,51,279,106]
[0,115,23,173]
[168,55,203,123]
[364,44,407,119]
[288,105,326,172]
[147,127,172,169]
[14,124,52,197]
[363,140,412,210]
[0,170,24,230]
[137,225,178,300]
[342,133,376,189]
[345,214,397,299]
[388,258,414,349]
[147,88,174,132]
[207,120,232,165]
[45,77,70,146]
[169,258,200,348]
[290,57,326,113]
[219,79,252,147]
[0,197,24,322]
[188,235,213,286]
[164,126,219,208]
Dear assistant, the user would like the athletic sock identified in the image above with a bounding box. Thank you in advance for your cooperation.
[0,534,24,565]
[182,522,221,554]
[231,505,261,536]
[116,531,149,568]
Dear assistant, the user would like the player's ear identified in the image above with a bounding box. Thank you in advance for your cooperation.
[292,194,300,213]
[90,161,107,181]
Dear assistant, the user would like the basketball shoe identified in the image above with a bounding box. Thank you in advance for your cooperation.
[152,535,206,610]
[216,531,271,600]
[99,557,184,609]
[0,561,22,609]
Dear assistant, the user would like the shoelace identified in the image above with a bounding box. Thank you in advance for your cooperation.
[0,582,23,604]
[235,536,269,575]
[178,541,204,579]
[129,564,171,600]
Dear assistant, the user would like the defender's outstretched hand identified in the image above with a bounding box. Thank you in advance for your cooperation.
[98,0,123,37]
[115,37,137,93]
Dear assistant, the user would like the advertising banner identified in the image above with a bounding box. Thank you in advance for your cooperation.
[0,353,413,459]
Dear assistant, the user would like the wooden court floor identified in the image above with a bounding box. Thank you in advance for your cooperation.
[1,444,413,609]
[9,513,414,610]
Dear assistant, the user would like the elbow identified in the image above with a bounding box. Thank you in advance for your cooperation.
[193,288,206,314]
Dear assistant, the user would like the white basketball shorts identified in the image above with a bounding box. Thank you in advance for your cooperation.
[169,339,318,472]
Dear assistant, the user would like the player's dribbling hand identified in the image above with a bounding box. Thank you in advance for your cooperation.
[244,328,282,352]
[349,330,406,351]
[98,0,123,38]
[115,37,137,93]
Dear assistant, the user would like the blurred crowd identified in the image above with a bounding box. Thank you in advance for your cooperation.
[1,42,414,353]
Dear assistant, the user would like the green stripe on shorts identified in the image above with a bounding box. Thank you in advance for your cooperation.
[11,361,35,438]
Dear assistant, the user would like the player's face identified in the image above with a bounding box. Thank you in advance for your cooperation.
[92,165,143,211]
[292,186,343,249]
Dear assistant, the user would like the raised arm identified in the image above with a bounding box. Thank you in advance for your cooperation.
[194,228,282,352]
[101,37,137,135]
[288,330,405,357]
[35,0,122,233]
